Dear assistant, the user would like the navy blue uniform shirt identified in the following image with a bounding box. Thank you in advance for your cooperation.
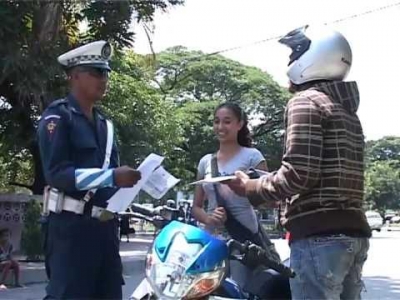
[37,94,120,208]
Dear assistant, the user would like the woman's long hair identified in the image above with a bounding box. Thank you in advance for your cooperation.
[215,102,252,147]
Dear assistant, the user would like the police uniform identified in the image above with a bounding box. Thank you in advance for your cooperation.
[38,41,123,299]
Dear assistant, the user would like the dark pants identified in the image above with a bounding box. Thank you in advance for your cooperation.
[44,212,123,300]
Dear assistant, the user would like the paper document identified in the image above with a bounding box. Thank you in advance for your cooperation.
[190,169,269,185]
[254,169,269,176]
[142,166,180,199]
[189,175,236,185]
[106,153,164,213]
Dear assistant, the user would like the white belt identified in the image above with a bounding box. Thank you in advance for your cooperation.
[45,188,114,221]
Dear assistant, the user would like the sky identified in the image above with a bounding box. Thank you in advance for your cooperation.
[130,0,400,141]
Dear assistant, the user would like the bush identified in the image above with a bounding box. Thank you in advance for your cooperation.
[20,200,44,261]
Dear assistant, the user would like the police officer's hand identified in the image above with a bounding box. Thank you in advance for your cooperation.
[114,166,141,187]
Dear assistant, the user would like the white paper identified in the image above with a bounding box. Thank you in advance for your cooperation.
[106,153,164,213]
[254,169,269,176]
[189,175,236,185]
[189,169,269,186]
[142,166,180,199]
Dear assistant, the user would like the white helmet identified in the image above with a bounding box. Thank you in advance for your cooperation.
[166,199,175,208]
[279,25,352,85]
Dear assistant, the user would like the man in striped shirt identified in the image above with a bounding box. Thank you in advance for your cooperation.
[229,26,371,299]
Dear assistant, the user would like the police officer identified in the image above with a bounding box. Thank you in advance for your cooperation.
[37,40,141,299]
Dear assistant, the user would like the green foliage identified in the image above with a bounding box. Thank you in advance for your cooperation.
[0,0,184,194]
[153,47,289,185]
[101,54,183,166]
[20,200,44,261]
[168,101,218,182]
[364,136,400,213]
[0,1,289,197]
[364,160,400,215]
[365,136,400,166]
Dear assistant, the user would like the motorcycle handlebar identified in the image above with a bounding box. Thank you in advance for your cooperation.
[130,203,156,217]
[227,240,296,278]
[123,212,154,223]
[127,204,182,224]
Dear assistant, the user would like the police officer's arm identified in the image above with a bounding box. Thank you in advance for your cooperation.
[38,108,115,193]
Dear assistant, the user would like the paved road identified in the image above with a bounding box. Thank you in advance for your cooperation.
[2,231,400,299]
[0,236,151,300]
[362,230,400,299]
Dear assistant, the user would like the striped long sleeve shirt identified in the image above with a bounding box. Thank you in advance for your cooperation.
[246,81,371,240]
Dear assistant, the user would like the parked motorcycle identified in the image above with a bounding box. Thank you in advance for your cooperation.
[129,205,293,300]
[177,199,197,227]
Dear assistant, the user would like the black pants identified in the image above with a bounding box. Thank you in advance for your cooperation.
[44,212,123,300]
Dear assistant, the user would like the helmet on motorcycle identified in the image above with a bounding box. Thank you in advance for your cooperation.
[278,25,352,85]
[166,199,175,208]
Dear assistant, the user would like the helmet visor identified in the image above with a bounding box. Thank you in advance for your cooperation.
[278,25,311,66]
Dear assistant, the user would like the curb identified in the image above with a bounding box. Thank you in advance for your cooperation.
[13,263,47,286]
[17,256,146,286]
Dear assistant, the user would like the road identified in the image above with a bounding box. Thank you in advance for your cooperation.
[361,230,400,299]
[1,230,400,299]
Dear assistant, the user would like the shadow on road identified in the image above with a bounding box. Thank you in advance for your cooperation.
[363,276,400,299]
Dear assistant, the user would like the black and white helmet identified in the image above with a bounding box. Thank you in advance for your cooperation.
[279,25,352,85]
[166,199,175,208]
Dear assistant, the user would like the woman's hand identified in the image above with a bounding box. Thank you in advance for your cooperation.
[206,207,227,226]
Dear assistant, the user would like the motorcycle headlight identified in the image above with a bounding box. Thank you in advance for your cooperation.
[183,266,226,299]
[145,234,227,300]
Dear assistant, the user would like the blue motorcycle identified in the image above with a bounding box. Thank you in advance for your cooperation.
[129,207,294,300]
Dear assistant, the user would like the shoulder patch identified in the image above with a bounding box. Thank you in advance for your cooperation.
[46,119,58,135]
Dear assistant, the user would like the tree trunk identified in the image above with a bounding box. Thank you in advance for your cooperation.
[8,108,45,195]
[30,141,46,195]
[33,2,62,45]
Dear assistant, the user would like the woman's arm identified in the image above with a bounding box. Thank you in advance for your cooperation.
[192,182,211,225]
[192,173,226,226]
[256,160,268,171]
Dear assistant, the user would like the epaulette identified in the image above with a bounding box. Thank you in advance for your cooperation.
[47,98,68,109]
[42,98,72,122]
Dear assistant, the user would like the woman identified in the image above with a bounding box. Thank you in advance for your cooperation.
[192,102,272,287]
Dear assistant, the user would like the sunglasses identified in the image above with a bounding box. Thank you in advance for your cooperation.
[78,67,109,79]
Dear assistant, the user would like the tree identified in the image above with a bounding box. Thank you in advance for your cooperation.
[168,100,218,182]
[364,160,400,215]
[365,136,400,166]
[101,51,183,168]
[152,47,289,184]
[364,136,400,214]
[0,0,184,194]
